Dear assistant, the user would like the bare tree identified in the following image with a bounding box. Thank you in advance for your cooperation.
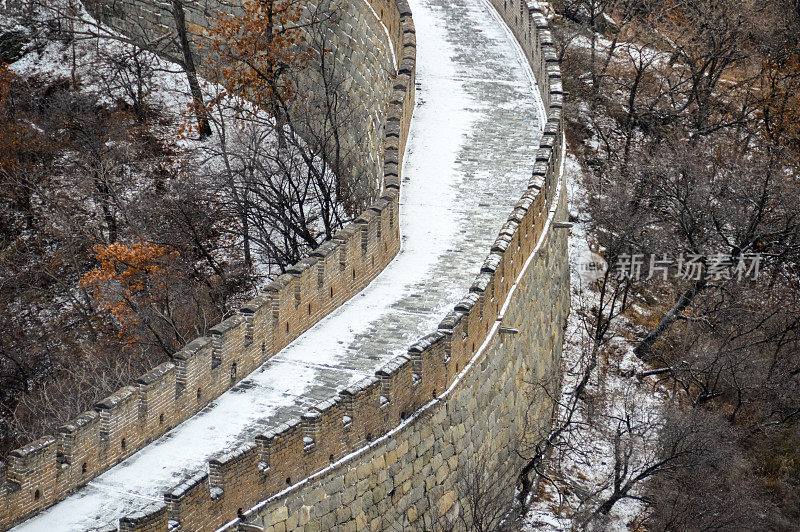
[455,453,516,531]
[196,0,357,277]
[549,0,800,527]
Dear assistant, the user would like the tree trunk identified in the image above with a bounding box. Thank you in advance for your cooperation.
[170,0,212,139]
[241,208,252,270]
[595,490,626,516]
[634,279,707,361]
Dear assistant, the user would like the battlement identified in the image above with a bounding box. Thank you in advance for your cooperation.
[0,0,414,529]
[109,0,565,527]
[0,0,570,530]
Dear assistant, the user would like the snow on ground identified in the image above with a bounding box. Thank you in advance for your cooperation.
[569,32,673,70]
[8,2,201,147]
[11,0,546,529]
[522,153,670,531]
[5,0,344,284]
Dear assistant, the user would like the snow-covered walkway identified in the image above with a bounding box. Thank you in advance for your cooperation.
[13,0,544,529]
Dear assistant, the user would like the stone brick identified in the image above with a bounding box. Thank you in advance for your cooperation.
[335,505,351,523]
[298,505,311,526]
[437,490,457,516]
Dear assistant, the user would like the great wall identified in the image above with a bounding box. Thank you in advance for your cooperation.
[0,0,568,530]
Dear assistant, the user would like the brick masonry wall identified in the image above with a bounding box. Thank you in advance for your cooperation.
[0,0,568,530]
[82,167,567,532]
[212,1,568,530]
[0,0,415,529]
[103,0,567,529]
[229,172,568,532]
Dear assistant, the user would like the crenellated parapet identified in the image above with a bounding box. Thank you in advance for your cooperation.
[215,1,568,529]
[97,0,566,528]
[0,0,415,528]
[1,0,569,529]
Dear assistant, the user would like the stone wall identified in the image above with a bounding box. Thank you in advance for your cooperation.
[230,162,568,532]
[215,2,569,530]
[87,163,567,532]
[0,0,568,529]
[110,0,566,528]
[0,0,416,529]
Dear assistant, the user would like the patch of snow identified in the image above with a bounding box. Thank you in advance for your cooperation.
[522,151,670,531]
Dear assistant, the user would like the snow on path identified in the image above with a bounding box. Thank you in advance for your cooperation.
[13,0,544,529]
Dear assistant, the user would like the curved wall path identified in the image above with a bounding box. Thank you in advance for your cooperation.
[9,0,548,530]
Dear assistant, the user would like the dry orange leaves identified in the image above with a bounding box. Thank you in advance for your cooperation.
[205,0,314,109]
[81,241,179,341]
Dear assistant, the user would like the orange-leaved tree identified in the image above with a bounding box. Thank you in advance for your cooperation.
[81,240,185,354]
[205,0,314,122]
